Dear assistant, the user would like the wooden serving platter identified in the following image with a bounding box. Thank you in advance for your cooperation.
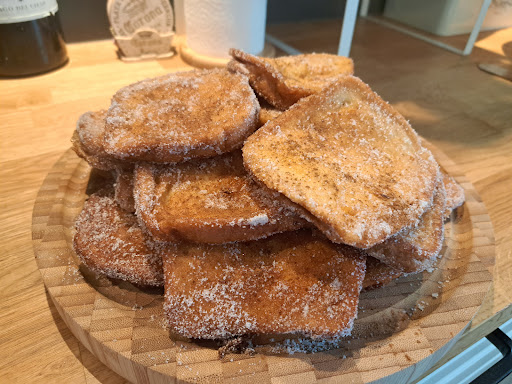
[32,146,495,384]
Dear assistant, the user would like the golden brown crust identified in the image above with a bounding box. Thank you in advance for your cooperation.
[71,110,126,171]
[114,169,136,213]
[229,49,354,110]
[69,56,456,347]
[159,229,366,339]
[442,170,465,218]
[76,110,108,155]
[268,53,354,93]
[133,151,307,243]
[71,130,113,171]
[104,69,260,163]
[362,257,404,291]
[243,75,440,249]
[73,193,163,287]
[258,104,282,126]
[366,180,446,273]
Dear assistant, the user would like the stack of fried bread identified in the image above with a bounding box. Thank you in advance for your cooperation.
[72,52,465,344]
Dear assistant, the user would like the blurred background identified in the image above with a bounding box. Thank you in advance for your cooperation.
[58,0,512,43]
[58,0,386,42]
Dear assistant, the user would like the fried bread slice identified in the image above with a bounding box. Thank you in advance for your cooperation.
[71,110,124,171]
[73,193,163,287]
[114,169,136,213]
[229,49,354,110]
[366,181,446,273]
[159,229,366,339]
[442,170,465,218]
[104,69,260,163]
[258,104,282,126]
[362,257,404,291]
[243,75,440,249]
[134,150,306,243]
[76,110,107,156]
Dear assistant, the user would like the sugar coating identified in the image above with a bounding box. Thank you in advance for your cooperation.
[72,110,125,171]
[76,110,108,155]
[243,75,440,249]
[114,169,135,213]
[70,61,454,354]
[265,335,351,354]
[362,257,404,290]
[258,105,282,126]
[268,53,354,93]
[73,193,163,286]
[366,179,446,273]
[229,49,354,110]
[442,170,465,218]
[104,68,260,163]
[159,230,366,339]
[133,150,306,243]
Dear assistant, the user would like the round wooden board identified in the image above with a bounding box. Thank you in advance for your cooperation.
[178,41,276,69]
[32,146,495,384]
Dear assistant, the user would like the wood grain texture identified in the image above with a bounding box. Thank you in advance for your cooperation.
[32,145,493,384]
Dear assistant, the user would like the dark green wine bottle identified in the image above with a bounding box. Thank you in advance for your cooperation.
[0,1,68,77]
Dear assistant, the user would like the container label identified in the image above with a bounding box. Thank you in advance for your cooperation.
[0,0,59,23]
[107,0,173,37]
[116,29,174,58]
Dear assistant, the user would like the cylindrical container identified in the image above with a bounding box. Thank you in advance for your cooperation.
[173,0,186,36]
[0,0,68,77]
[184,0,267,59]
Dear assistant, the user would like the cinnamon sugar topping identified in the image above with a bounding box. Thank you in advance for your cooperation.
[104,69,260,163]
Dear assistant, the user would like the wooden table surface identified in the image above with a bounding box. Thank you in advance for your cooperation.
[1,20,511,383]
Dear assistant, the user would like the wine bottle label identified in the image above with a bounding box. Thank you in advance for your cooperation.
[0,0,58,23]
[107,0,174,37]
